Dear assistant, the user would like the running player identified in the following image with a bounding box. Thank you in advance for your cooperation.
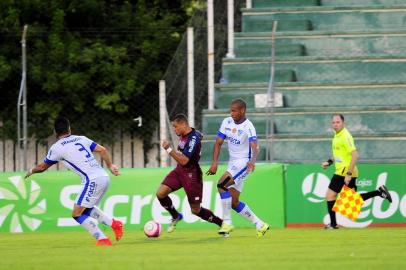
[156,114,224,233]
[206,98,270,237]
[25,117,123,246]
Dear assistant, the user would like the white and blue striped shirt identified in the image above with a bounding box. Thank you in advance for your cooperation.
[217,117,257,161]
[44,135,108,181]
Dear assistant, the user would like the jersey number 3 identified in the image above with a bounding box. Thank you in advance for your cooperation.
[75,143,91,158]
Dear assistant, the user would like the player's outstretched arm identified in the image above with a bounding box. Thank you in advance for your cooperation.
[161,140,190,166]
[25,162,52,179]
[206,137,224,175]
[93,144,120,176]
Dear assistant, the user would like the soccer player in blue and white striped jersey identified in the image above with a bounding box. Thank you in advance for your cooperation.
[25,117,123,246]
[206,99,270,237]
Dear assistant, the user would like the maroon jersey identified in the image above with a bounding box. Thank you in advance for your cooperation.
[176,128,202,170]
[162,128,203,203]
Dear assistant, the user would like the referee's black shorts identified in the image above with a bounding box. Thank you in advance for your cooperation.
[328,174,357,193]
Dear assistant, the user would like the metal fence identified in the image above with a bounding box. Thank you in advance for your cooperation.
[162,0,245,126]
[0,1,247,172]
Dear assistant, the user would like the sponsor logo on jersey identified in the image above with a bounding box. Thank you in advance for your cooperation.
[188,136,196,153]
[85,181,96,202]
[228,137,241,145]
[237,130,243,136]
[178,139,186,149]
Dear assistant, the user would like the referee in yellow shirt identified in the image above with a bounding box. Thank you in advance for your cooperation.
[322,114,392,229]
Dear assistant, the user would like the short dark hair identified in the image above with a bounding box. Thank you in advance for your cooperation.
[332,114,345,121]
[231,98,247,110]
[54,117,70,136]
[172,114,189,124]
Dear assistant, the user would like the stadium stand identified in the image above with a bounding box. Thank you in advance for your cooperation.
[201,0,406,163]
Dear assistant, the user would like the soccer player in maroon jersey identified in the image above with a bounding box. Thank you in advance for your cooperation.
[156,114,224,233]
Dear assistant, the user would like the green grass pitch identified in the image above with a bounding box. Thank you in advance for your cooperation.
[1,228,405,270]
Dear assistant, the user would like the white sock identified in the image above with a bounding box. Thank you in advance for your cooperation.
[234,202,263,229]
[220,191,232,225]
[89,206,113,226]
[77,215,107,240]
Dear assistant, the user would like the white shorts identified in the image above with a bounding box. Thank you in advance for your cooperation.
[75,176,110,208]
[227,158,249,192]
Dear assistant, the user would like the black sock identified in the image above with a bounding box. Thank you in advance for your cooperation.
[197,208,223,227]
[327,200,337,226]
[361,190,381,201]
[158,196,179,219]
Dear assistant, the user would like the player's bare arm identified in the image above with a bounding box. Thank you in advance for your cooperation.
[161,140,190,166]
[25,162,52,179]
[344,150,359,185]
[93,144,120,176]
[206,137,224,175]
[247,141,259,173]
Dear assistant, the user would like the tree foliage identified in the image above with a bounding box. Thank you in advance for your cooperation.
[0,0,195,144]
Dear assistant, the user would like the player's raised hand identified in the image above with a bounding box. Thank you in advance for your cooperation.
[247,161,255,173]
[206,163,218,175]
[161,140,171,150]
[109,164,120,176]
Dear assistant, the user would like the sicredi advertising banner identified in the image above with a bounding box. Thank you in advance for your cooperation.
[0,164,285,233]
[286,164,406,228]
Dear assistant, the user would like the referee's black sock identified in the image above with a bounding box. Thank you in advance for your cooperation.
[361,190,381,201]
[327,200,337,226]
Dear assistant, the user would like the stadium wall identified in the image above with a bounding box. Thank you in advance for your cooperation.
[0,164,285,233]
[1,163,404,233]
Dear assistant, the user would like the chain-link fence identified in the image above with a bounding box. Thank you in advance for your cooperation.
[3,1,406,171]
[159,0,246,165]
[0,1,247,172]
[163,0,245,128]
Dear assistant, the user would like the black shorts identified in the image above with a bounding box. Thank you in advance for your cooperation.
[328,174,357,193]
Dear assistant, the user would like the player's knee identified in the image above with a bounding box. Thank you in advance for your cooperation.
[325,189,337,201]
[217,183,228,192]
[71,209,82,218]
[156,191,163,199]
[156,189,168,199]
[217,176,231,192]
[231,200,240,209]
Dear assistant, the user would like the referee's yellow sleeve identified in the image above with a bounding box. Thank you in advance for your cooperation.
[345,134,357,153]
